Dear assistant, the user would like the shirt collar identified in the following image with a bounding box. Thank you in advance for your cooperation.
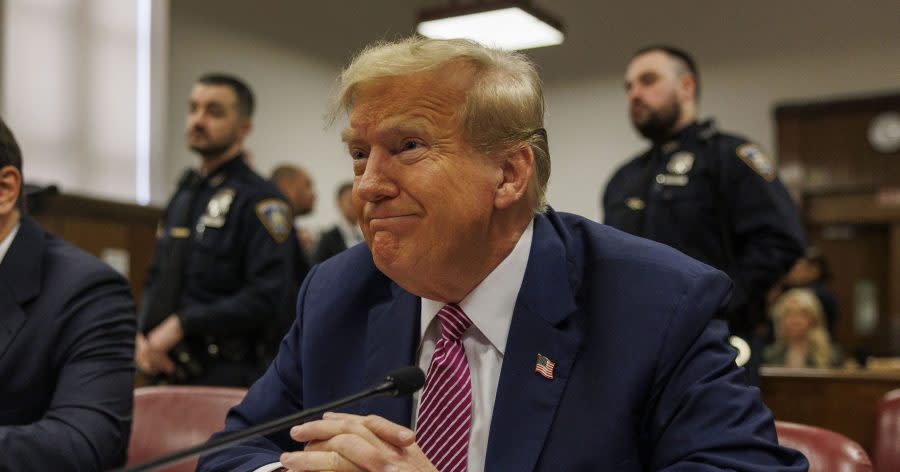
[0,222,21,265]
[420,219,534,355]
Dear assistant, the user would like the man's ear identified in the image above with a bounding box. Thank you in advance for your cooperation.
[679,73,697,102]
[0,165,22,215]
[495,146,534,210]
[239,117,253,141]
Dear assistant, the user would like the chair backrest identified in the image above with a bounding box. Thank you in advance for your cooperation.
[873,388,900,472]
[775,420,873,471]
[127,386,247,472]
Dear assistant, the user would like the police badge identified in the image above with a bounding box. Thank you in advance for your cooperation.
[666,151,695,175]
[199,188,235,229]
[255,199,291,244]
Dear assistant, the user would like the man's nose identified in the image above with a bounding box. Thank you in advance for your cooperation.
[355,148,398,203]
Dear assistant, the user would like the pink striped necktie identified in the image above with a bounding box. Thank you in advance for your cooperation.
[416,304,473,472]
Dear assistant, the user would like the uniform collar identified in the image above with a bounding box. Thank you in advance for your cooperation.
[201,153,246,187]
[656,120,701,153]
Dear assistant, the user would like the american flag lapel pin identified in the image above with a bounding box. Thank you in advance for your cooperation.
[535,353,556,380]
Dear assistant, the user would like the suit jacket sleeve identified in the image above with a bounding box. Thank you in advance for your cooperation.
[196,265,320,472]
[0,268,136,471]
[647,268,806,470]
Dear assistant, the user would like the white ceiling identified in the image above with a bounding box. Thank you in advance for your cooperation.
[174,0,899,82]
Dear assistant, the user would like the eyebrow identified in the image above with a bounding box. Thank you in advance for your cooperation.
[340,129,359,143]
[341,117,433,144]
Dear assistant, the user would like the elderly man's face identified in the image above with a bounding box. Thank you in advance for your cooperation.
[343,64,502,297]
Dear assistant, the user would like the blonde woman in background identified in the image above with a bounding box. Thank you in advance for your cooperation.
[764,288,843,368]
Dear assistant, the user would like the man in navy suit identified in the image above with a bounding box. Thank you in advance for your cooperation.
[198,38,806,471]
[0,117,136,470]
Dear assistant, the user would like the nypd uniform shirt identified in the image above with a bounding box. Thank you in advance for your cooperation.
[602,120,806,331]
[142,155,295,346]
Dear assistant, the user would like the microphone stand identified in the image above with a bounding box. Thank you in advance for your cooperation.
[113,373,416,472]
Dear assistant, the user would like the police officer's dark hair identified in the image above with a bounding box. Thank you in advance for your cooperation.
[336,181,353,200]
[196,73,255,118]
[0,117,24,211]
[633,45,701,100]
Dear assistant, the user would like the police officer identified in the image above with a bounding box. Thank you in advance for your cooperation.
[136,73,295,387]
[603,46,806,354]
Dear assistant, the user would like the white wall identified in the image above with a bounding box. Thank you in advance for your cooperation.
[544,44,900,222]
[167,10,346,233]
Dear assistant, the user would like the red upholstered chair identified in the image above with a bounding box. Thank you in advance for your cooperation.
[126,386,247,472]
[874,388,900,472]
[775,421,873,471]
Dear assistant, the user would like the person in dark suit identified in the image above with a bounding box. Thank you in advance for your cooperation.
[0,117,136,471]
[313,181,363,263]
[198,38,806,472]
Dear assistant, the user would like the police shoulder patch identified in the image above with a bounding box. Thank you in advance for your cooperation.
[255,199,292,244]
[736,143,776,182]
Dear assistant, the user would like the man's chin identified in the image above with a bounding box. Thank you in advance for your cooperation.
[189,144,230,158]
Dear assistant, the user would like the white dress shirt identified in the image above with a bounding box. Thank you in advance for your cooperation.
[253,220,533,472]
[414,219,533,472]
[0,222,20,264]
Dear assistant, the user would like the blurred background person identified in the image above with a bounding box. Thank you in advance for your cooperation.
[770,247,838,335]
[270,164,315,220]
[313,181,363,263]
[602,46,806,382]
[765,288,843,368]
[136,73,296,387]
[270,163,317,256]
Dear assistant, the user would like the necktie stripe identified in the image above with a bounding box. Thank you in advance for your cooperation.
[417,352,469,420]
[417,304,472,472]
[416,389,470,441]
[420,403,471,450]
[429,424,470,470]
[416,380,470,437]
[420,346,468,399]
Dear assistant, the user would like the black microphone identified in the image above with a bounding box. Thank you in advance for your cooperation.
[112,366,425,472]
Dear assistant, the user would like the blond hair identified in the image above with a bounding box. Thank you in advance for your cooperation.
[770,288,836,368]
[331,37,550,213]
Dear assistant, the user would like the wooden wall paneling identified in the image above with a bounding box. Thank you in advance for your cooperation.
[806,193,900,225]
[760,367,900,454]
[891,224,900,353]
[27,193,162,302]
[807,225,889,354]
[775,93,900,193]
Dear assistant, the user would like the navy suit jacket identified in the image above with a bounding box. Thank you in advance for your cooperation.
[0,216,136,471]
[198,210,806,471]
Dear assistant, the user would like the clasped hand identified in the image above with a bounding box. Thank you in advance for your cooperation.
[280,412,437,472]
[134,314,183,375]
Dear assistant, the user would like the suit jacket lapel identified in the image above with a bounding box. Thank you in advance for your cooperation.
[0,216,44,361]
[358,283,420,427]
[485,213,585,471]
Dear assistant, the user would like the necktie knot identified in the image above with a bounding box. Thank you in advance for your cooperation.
[436,304,471,342]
